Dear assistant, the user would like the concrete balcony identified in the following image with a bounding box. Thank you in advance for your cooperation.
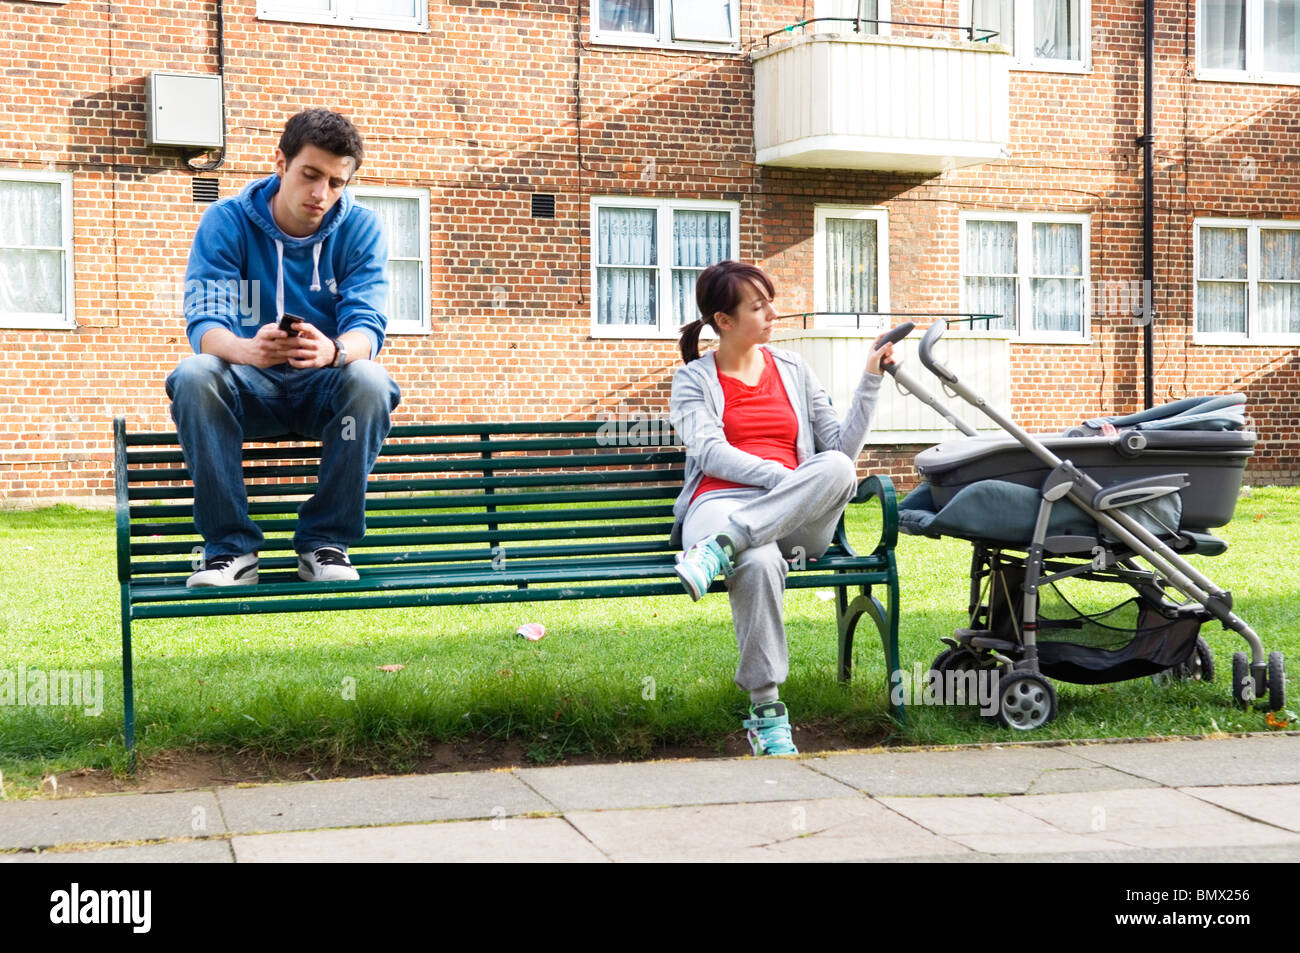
[752,31,1011,173]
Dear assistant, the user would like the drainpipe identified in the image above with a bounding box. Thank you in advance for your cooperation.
[1140,0,1154,408]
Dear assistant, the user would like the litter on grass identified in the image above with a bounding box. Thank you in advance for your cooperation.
[517,623,546,642]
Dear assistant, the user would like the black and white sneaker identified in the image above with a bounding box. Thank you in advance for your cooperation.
[297,547,360,582]
[187,552,259,588]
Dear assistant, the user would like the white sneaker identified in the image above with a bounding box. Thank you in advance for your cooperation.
[187,552,259,588]
[297,547,359,582]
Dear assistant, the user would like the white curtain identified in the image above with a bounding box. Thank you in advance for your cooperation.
[973,0,1015,49]
[964,220,1017,330]
[600,0,654,33]
[1263,0,1300,73]
[825,217,878,314]
[1259,228,1300,333]
[824,0,880,35]
[671,209,729,324]
[1197,227,1247,333]
[1031,221,1083,331]
[352,193,423,325]
[0,180,64,316]
[1034,0,1080,59]
[598,207,657,326]
[1201,0,1246,69]
[673,0,734,41]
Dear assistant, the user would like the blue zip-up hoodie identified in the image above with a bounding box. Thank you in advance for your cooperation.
[183,174,389,358]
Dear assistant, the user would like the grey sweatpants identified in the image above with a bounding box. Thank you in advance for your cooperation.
[681,451,859,692]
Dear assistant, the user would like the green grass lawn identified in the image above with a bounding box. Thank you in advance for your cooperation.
[1,488,1296,796]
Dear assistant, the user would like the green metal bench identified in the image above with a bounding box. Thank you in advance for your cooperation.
[114,417,902,759]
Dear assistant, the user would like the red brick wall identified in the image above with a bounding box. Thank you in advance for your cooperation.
[0,0,1295,502]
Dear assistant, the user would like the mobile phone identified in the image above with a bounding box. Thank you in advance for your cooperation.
[277,313,302,337]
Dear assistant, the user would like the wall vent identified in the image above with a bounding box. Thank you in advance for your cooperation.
[530,194,555,218]
[192,178,220,203]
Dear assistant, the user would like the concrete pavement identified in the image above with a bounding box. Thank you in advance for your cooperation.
[2,734,1297,862]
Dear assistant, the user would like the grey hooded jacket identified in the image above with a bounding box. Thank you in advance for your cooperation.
[667,346,883,545]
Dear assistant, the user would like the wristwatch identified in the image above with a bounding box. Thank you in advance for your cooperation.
[330,337,347,368]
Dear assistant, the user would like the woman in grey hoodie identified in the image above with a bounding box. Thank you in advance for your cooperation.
[668,261,894,756]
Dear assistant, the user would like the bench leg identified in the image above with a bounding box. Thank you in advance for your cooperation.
[836,578,904,722]
[120,585,136,772]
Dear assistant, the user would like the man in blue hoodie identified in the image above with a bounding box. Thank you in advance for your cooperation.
[166,109,401,587]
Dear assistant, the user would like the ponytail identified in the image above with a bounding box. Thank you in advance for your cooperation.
[678,319,707,363]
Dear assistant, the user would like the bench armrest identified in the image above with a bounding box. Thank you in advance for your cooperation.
[114,416,132,583]
[835,474,899,557]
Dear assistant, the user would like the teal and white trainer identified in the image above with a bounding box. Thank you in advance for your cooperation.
[744,700,798,756]
[674,534,734,601]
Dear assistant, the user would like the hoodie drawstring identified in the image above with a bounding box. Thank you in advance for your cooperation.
[311,243,322,292]
[275,239,285,321]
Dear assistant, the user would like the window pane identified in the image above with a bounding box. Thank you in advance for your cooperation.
[825,217,878,313]
[600,0,654,33]
[0,180,62,248]
[1261,228,1300,280]
[672,0,734,41]
[822,0,879,34]
[672,210,729,267]
[671,270,699,325]
[385,259,422,325]
[1200,0,1246,70]
[1196,281,1247,333]
[1259,283,1300,333]
[1262,0,1300,72]
[598,207,656,265]
[1031,277,1083,331]
[263,0,334,12]
[1034,0,1080,60]
[965,220,1017,274]
[597,268,656,325]
[1198,227,1247,279]
[0,248,63,314]
[964,277,1017,331]
[1032,222,1082,276]
[973,0,1014,50]
[359,0,418,17]
[353,194,421,259]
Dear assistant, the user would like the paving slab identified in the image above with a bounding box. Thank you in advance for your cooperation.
[515,758,855,812]
[805,746,1104,796]
[1073,736,1300,786]
[1,839,234,863]
[1098,822,1300,850]
[876,795,1059,835]
[1180,784,1300,833]
[883,844,1300,862]
[566,797,965,862]
[232,818,608,862]
[0,792,225,850]
[216,771,550,834]
[949,831,1133,855]
[1027,766,1162,794]
[1003,787,1253,834]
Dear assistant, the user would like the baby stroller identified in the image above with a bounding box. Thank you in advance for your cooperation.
[875,320,1286,729]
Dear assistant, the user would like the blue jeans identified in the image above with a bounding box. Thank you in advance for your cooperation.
[165,355,402,559]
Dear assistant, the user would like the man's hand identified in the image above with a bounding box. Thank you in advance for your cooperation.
[236,322,299,368]
[284,321,337,369]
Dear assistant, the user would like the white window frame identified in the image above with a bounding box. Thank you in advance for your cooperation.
[256,0,428,33]
[0,169,75,331]
[961,0,1091,72]
[1193,217,1300,345]
[959,211,1092,344]
[814,0,893,37]
[590,197,739,339]
[591,0,741,53]
[349,185,430,335]
[813,206,890,330]
[1195,0,1300,84]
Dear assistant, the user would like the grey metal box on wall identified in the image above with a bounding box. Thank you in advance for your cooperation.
[145,72,224,149]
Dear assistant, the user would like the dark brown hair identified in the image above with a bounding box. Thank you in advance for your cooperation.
[279,109,365,173]
[678,260,776,363]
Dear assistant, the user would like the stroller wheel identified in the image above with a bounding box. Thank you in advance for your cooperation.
[1151,635,1215,686]
[933,648,984,705]
[1231,652,1254,709]
[996,672,1057,731]
[1268,652,1286,712]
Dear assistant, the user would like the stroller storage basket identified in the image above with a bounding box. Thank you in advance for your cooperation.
[983,557,1204,686]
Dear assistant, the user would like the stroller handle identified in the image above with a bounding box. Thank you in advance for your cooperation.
[918,319,957,383]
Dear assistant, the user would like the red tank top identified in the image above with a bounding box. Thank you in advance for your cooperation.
[692,348,798,503]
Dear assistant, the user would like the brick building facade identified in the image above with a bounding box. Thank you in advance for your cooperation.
[1,0,1296,501]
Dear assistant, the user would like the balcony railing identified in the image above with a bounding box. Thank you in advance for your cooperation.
[752,20,1011,174]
